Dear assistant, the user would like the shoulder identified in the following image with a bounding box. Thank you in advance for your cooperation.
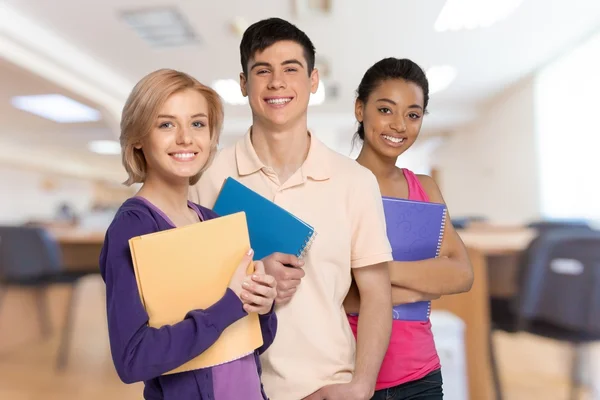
[415,174,445,203]
[106,198,160,240]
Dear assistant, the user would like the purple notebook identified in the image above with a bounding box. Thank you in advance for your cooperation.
[382,197,447,321]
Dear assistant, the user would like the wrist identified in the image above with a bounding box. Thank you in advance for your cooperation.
[351,378,374,399]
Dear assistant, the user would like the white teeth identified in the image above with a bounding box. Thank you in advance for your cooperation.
[172,153,195,159]
[266,98,292,105]
[383,135,404,144]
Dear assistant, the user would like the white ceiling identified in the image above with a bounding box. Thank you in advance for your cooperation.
[1,0,600,178]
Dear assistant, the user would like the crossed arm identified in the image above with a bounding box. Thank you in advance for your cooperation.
[388,175,473,297]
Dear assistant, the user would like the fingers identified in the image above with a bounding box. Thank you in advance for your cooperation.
[240,290,273,307]
[243,276,276,296]
[283,267,305,281]
[270,252,305,268]
[278,278,301,291]
[253,260,265,275]
[251,272,276,288]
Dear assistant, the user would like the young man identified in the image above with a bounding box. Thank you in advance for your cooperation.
[190,18,393,400]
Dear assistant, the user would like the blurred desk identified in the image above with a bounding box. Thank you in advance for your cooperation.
[457,227,536,255]
[458,228,536,300]
[52,230,105,272]
[433,248,494,400]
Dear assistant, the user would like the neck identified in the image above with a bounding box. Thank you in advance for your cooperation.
[136,172,190,215]
[250,118,311,183]
[356,144,401,180]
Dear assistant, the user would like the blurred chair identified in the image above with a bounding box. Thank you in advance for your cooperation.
[490,227,600,400]
[452,215,488,229]
[0,225,99,370]
[527,218,590,232]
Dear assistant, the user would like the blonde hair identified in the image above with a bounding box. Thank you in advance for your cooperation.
[120,69,224,186]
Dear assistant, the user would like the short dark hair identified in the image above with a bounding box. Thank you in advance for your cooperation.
[240,17,316,76]
[355,58,429,140]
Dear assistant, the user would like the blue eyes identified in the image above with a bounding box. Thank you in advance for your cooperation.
[158,121,205,129]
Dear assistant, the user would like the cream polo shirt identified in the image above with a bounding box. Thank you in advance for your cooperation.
[190,130,392,400]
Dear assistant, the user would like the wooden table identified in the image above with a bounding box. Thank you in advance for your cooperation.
[52,229,105,272]
[457,227,536,255]
[432,248,494,400]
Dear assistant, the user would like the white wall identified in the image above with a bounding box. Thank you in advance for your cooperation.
[434,77,541,224]
[0,165,95,225]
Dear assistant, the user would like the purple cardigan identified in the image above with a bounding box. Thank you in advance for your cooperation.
[99,197,276,399]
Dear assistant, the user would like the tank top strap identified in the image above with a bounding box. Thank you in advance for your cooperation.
[401,168,430,202]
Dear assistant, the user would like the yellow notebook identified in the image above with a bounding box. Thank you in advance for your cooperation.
[128,211,263,375]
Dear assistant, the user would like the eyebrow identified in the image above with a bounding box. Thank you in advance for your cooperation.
[375,98,423,110]
[250,59,305,71]
[157,113,208,119]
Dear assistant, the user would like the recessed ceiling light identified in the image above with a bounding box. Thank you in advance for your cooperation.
[212,79,248,106]
[120,7,199,48]
[434,0,525,32]
[11,94,102,123]
[426,66,457,95]
[88,140,121,155]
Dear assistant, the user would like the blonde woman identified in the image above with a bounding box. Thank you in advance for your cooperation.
[99,69,277,399]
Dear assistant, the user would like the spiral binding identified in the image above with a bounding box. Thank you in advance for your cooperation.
[435,208,447,257]
[297,230,317,259]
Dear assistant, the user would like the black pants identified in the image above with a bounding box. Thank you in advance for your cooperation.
[371,369,443,400]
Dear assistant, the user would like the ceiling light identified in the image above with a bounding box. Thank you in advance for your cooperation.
[212,79,248,105]
[229,17,249,38]
[309,81,325,106]
[434,0,525,32]
[121,7,199,48]
[426,66,457,95]
[88,140,121,155]
[11,94,102,123]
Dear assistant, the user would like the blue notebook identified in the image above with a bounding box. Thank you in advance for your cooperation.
[213,177,317,260]
[382,197,447,321]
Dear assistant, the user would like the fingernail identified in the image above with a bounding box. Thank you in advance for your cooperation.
[242,281,249,287]
[252,274,259,279]
[247,248,254,255]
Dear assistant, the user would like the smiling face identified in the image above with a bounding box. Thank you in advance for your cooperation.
[136,89,211,184]
[356,78,425,160]
[240,40,319,129]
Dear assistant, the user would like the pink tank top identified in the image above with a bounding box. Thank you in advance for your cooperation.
[347,168,440,390]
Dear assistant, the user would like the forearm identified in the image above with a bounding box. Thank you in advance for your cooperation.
[391,285,440,305]
[389,257,473,295]
[257,305,277,354]
[353,285,392,393]
[109,289,246,383]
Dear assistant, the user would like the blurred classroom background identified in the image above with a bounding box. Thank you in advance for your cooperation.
[1,1,600,399]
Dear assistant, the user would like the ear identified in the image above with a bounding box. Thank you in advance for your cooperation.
[134,142,142,150]
[310,68,319,94]
[355,99,364,124]
[239,72,248,97]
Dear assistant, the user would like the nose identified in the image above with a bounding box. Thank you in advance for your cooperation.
[267,70,286,90]
[175,125,193,145]
[390,116,407,133]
